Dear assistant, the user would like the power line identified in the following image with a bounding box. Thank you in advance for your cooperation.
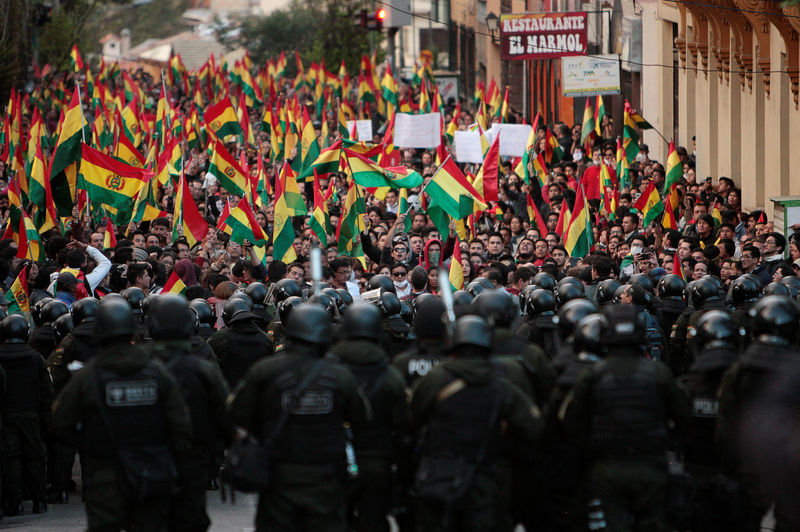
[374,0,800,75]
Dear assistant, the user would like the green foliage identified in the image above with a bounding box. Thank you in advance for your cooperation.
[38,0,101,70]
[102,0,193,44]
[0,0,34,102]
[229,0,381,76]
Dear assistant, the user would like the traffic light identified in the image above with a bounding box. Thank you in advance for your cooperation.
[358,8,384,31]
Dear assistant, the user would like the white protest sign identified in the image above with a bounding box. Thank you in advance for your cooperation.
[346,120,373,141]
[394,112,441,148]
[485,124,532,157]
[454,130,484,163]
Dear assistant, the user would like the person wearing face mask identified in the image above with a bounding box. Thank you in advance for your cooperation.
[422,239,443,270]
[391,262,412,299]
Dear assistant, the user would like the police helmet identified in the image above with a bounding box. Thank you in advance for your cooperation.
[600,304,647,346]
[335,288,354,308]
[341,303,384,342]
[321,288,345,314]
[368,274,396,294]
[277,296,303,325]
[731,276,761,306]
[532,272,557,291]
[229,291,254,309]
[71,297,99,326]
[140,293,158,318]
[780,276,800,298]
[596,279,622,306]
[54,314,74,345]
[285,303,333,345]
[555,282,585,308]
[95,297,136,343]
[701,275,725,297]
[222,297,253,326]
[400,301,413,324]
[452,290,474,306]
[573,313,608,355]
[557,298,598,339]
[472,290,520,327]
[466,278,493,298]
[526,288,556,316]
[519,285,539,312]
[274,279,302,302]
[690,277,721,307]
[413,297,446,340]
[1,314,30,343]
[121,287,146,312]
[189,298,215,326]
[42,300,69,325]
[629,273,655,294]
[763,282,790,298]
[307,293,337,319]
[245,282,269,307]
[692,310,739,349]
[32,297,54,326]
[376,291,402,318]
[452,315,493,350]
[657,274,687,301]
[149,294,195,340]
[749,295,800,343]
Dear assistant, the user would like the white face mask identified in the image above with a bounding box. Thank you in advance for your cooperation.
[573,150,583,161]
[636,152,647,163]
[394,279,409,290]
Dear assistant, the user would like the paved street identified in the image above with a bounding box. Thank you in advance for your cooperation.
[0,491,259,531]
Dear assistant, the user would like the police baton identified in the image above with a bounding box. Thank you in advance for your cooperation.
[310,244,322,296]
[437,269,456,342]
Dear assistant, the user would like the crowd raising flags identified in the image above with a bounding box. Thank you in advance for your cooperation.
[0,43,676,287]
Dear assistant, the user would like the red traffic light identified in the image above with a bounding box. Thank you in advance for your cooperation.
[377,8,387,19]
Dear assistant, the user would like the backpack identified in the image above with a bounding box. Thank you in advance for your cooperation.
[644,311,665,361]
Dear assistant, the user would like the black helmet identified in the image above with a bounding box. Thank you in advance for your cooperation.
[690,277,721,307]
[222,297,253,326]
[749,295,800,343]
[368,274,396,294]
[701,275,725,298]
[274,279,302,302]
[1,314,30,343]
[731,276,761,306]
[42,300,69,325]
[32,297,54,326]
[558,276,583,289]
[763,282,790,297]
[341,302,383,341]
[285,303,333,345]
[121,287,146,312]
[400,301,413,324]
[600,304,647,346]
[596,279,621,306]
[321,288,345,313]
[245,282,268,307]
[780,276,800,298]
[452,315,492,350]
[189,298,215,326]
[376,291,402,318]
[307,293,337,319]
[519,285,539,312]
[335,288,353,308]
[613,285,627,304]
[412,293,435,312]
[71,297,99,326]
[657,274,687,301]
[149,294,194,340]
[692,310,739,349]
[557,298,598,339]
[95,297,135,343]
[473,290,519,327]
[278,296,303,325]
[629,273,655,294]
[526,288,556,316]
[573,313,608,355]
[555,282,584,308]
[452,290,474,306]
[140,293,158,318]
[229,291,254,309]
[54,314,74,344]
[414,296,446,340]
[532,272,557,291]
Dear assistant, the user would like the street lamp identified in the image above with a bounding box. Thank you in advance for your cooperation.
[485,12,499,43]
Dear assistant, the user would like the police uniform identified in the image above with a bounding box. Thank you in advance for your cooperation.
[208,313,273,388]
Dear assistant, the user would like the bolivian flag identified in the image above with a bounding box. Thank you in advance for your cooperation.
[207,140,249,197]
[103,218,117,250]
[218,197,268,247]
[6,264,30,315]
[344,149,423,189]
[299,139,342,182]
[272,165,298,264]
[425,157,487,220]
[309,170,332,247]
[172,171,209,247]
[162,271,187,296]
[449,241,465,291]
[565,185,592,258]
[50,87,89,217]
[204,96,242,140]
[77,143,152,224]
[633,180,664,227]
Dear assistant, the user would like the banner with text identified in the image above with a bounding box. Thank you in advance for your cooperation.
[500,12,588,61]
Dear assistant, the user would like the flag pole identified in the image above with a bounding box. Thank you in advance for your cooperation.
[404,154,452,216]
[75,81,87,143]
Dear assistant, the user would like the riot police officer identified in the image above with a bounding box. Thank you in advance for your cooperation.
[189,298,217,342]
[560,305,690,531]
[656,274,687,351]
[208,298,273,388]
[717,296,800,531]
[376,291,414,358]
[51,297,192,531]
[681,310,741,531]
[410,315,544,532]
[729,275,760,335]
[29,300,68,358]
[149,295,232,532]
[331,302,406,532]
[516,288,559,354]
[670,277,729,376]
[266,278,303,342]
[228,304,367,532]
[0,314,53,515]
[393,296,448,388]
